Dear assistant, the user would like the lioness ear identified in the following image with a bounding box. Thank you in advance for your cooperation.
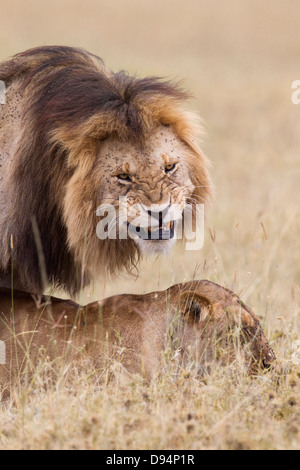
[179,291,212,323]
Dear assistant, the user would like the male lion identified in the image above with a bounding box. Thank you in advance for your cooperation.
[0,46,212,295]
[0,280,275,385]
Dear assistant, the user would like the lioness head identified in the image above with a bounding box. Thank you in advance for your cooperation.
[175,281,276,374]
[0,46,212,294]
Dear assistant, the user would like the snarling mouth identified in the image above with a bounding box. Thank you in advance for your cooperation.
[127,221,175,240]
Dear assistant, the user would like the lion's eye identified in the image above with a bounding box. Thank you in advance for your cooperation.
[165,163,176,173]
[117,173,132,182]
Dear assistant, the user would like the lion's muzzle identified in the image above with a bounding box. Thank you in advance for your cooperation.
[127,203,178,241]
[128,220,175,240]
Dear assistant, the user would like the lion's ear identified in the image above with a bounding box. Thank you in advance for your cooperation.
[179,291,212,323]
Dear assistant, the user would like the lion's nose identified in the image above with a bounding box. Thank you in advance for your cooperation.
[262,350,276,368]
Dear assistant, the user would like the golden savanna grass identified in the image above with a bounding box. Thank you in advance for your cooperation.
[0,0,300,450]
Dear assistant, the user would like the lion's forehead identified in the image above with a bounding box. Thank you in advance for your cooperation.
[100,126,185,173]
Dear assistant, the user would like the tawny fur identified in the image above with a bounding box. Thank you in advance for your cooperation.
[0,280,275,385]
[0,46,212,295]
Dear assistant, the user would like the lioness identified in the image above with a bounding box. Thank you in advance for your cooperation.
[0,280,275,386]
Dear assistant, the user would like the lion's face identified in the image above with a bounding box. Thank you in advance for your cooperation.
[96,126,196,255]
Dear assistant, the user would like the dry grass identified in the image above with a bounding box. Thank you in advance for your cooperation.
[1,0,300,450]
[1,362,299,450]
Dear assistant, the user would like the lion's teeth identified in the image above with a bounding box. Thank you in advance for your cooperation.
[162,222,174,230]
[147,221,175,232]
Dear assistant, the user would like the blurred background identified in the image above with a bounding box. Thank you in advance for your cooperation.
[1,0,300,317]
